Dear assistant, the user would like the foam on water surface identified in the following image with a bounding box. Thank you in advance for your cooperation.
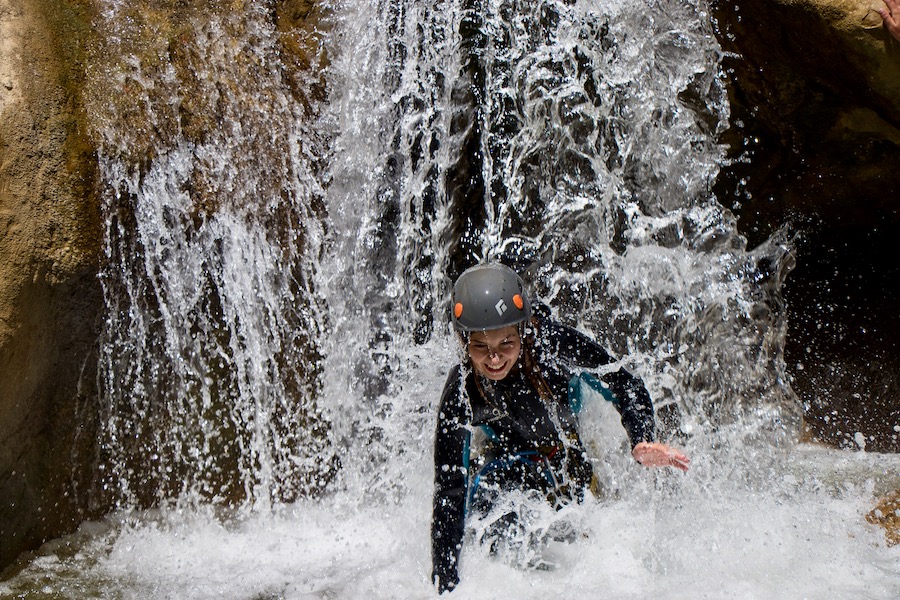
[4,1,899,598]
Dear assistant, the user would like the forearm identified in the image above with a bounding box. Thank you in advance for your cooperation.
[432,367,471,592]
[431,486,465,592]
[601,368,655,447]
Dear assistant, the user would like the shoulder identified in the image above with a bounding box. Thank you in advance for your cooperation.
[441,364,465,398]
[531,303,612,367]
[532,302,581,344]
[440,364,475,407]
[444,363,464,382]
[438,363,476,425]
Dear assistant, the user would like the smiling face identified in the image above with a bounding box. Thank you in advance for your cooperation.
[467,325,521,381]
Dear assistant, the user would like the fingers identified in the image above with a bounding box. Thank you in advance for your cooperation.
[660,446,690,471]
[670,452,691,472]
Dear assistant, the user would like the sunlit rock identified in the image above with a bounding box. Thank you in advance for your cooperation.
[866,489,900,546]
[0,0,102,571]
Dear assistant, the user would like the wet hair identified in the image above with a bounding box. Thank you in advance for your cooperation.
[520,316,554,401]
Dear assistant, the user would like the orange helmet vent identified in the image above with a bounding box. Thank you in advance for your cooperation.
[454,302,464,318]
[513,294,524,310]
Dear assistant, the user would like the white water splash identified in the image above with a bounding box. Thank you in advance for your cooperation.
[2,445,898,599]
[3,0,898,598]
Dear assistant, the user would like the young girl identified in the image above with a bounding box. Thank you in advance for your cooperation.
[431,263,689,593]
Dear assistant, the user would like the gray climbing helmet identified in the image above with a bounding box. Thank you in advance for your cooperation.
[451,263,532,332]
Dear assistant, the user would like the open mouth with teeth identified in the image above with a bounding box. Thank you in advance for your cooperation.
[481,360,512,378]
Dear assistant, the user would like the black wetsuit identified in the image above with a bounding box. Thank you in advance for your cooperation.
[431,305,656,593]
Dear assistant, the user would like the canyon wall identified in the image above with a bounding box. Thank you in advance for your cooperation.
[0,0,102,572]
[1,0,898,573]
[712,0,900,453]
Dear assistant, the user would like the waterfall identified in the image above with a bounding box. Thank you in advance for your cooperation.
[85,2,334,510]
[82,0,800,509]
[318,0,800,502]
[4,1,899,598]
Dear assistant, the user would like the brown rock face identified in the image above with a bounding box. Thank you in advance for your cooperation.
[1,0,332,573]
[712,0,900,452]
[0,0,102,572]
[867,489,900,546]
[1,0,899,576]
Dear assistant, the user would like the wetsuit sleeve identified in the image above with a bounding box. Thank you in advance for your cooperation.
[599,369,655,448]
[431,365,471,593]
[543,315,655,448]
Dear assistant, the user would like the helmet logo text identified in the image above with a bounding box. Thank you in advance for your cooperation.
[495,299,507,316]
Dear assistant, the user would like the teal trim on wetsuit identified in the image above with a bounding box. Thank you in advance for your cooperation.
[467,374,622,510]
[431,305,656,594]
[568,372,621,414]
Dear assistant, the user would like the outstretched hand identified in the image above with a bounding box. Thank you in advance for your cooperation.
[880,0,900,42]
[632,441,690,472]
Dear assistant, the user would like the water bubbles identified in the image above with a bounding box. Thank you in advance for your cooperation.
[89,2,333,511]
[2,2,898,597]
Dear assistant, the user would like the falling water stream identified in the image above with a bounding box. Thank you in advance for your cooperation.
[3,0,900,598]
